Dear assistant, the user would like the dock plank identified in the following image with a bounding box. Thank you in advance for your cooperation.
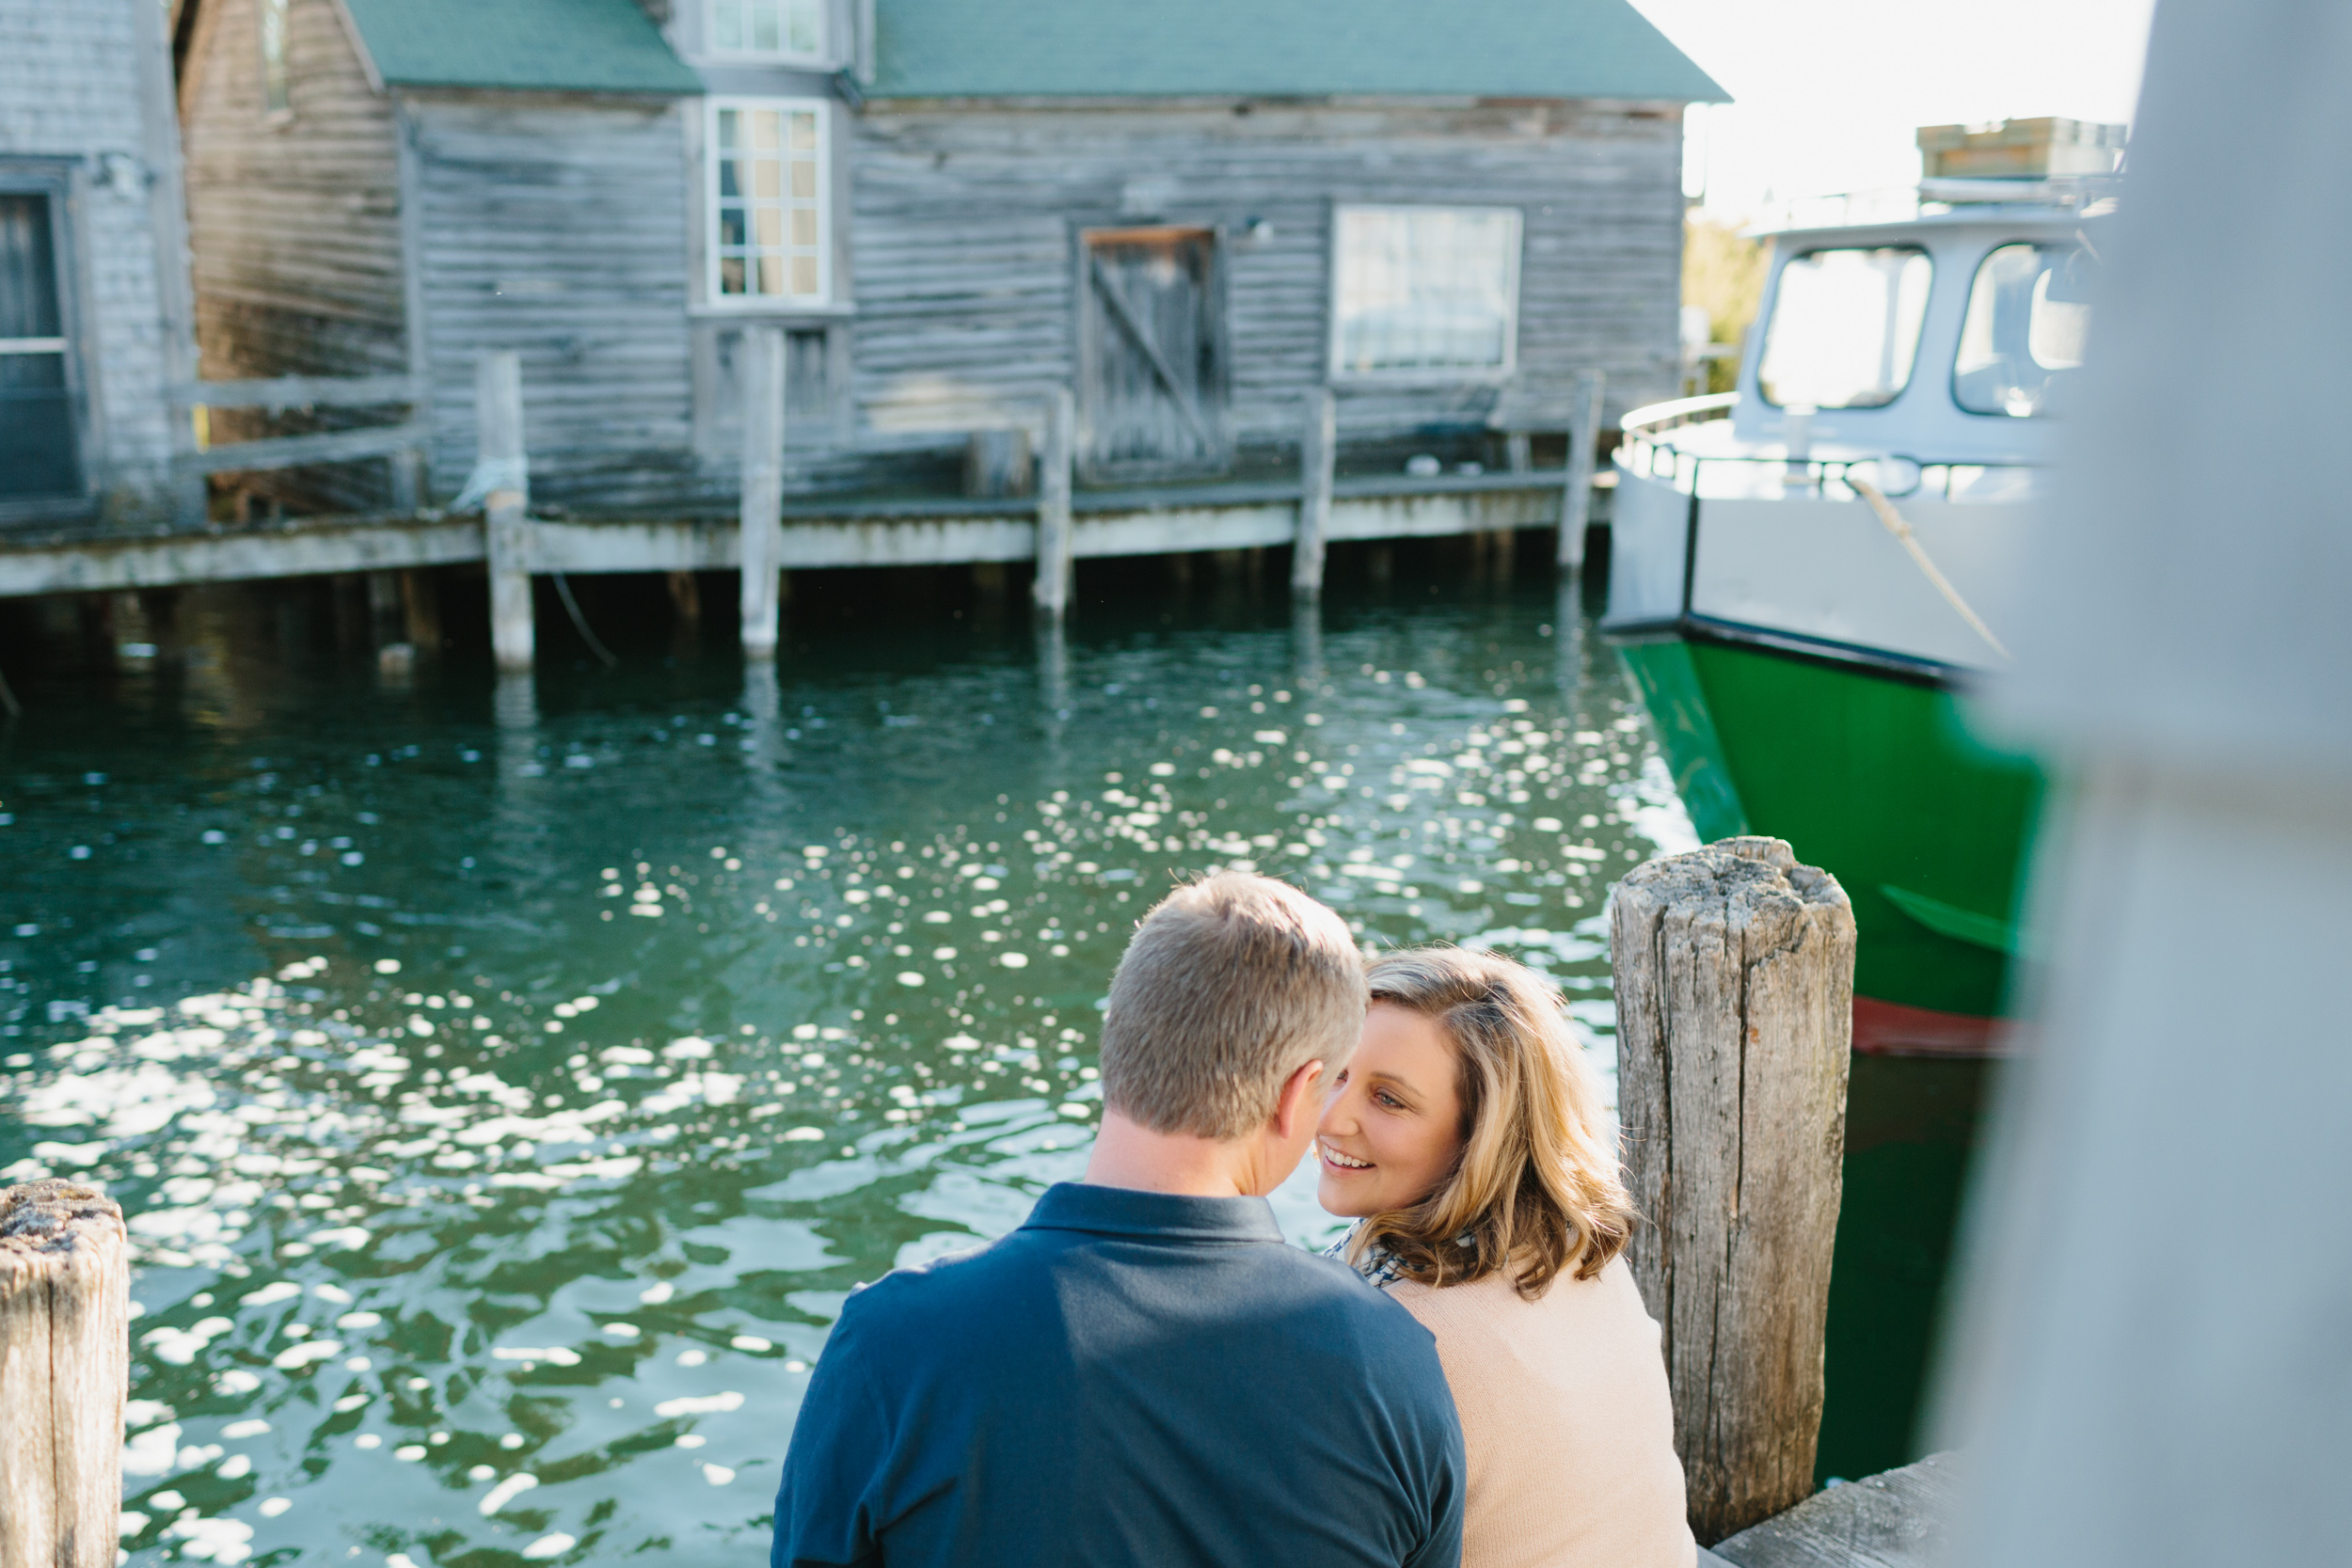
[1708,1452,1959,1568]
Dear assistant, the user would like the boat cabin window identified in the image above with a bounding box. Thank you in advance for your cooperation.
[1954,243,2093,417]
[1756,246,1932,410]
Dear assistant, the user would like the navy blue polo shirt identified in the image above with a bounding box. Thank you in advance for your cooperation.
[772,1181,1465,1568]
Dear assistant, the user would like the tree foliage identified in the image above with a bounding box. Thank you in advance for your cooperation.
[1683,217,1771,396]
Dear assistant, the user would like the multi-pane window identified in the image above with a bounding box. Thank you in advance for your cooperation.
[708,100,829,306]
[708,0,825,59]
[258,0,292,116]
[1330,206,1522,378]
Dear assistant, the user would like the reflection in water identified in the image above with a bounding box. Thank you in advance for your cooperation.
[1,569,1685,1566]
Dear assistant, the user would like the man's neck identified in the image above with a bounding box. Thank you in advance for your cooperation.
[1081,1108,1267,1197]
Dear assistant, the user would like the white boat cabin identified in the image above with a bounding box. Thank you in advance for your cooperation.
[1609,175,2116,675]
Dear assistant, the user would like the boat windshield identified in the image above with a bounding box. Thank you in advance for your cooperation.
[1756,246,1932,409]
[1955,242,2094,417]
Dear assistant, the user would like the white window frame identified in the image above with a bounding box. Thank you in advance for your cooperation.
[1327,204,1524,384]
[704,0,830,65]
[704,97,834,311]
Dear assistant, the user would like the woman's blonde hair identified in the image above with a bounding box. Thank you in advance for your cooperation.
[1347,945,1633,1299]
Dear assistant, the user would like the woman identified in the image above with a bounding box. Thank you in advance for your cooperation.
[1318,946,1695,1568]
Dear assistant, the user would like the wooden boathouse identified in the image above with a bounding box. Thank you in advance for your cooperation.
[2,0,1724,663]
[0,0,200,531]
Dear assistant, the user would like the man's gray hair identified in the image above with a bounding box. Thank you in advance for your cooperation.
[1099,872,1367,1140]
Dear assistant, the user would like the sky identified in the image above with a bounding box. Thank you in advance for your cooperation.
[1627,0,2159,220]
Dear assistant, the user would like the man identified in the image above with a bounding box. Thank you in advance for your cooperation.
[773,872,1465,1567]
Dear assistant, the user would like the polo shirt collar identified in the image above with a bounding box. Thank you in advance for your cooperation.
[1022,1181,1286,1244]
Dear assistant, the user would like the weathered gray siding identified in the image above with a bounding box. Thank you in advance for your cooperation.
[0,0,194,527]
[181,0,404,378]
[180,0,405,510]
[405,93,696,509]
[847,100,1685,452]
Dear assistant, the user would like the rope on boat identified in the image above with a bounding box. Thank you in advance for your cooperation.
[1846,476,2013,661]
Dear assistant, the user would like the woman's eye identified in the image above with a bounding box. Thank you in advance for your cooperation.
[1374,1090,1403,1110]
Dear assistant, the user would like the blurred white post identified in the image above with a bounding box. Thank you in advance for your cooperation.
[1294,387,1336,597]
[479,352,532,673]
[1033,388,1074,619]
[1558,367,1604,570]
[739,327,787,660]
[1934,5,2352,1565]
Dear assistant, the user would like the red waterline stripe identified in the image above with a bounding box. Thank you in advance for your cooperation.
[1852,995,2020,1058]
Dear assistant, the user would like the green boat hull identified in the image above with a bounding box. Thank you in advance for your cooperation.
[1619,635,2042,1021]
[1617,630,2043,1482]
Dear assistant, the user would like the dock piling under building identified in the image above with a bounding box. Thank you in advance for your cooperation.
[0,372,1614,666]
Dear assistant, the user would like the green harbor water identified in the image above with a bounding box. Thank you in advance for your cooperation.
[3,557,1719,1566]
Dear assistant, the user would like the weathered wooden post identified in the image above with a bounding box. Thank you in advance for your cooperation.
[365,569,405,647]
[1294,386,1336,598]
[739,327,787,660]
[1557,366,1606,571]
[401,568,441,654]
[0,1180,130,1568]
[1611,835,1854,1544]
[963,427,1034,499]
[479,351,533,673]
[1033,388,1074,619]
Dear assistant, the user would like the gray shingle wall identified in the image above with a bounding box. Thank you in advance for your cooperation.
[849,101,1686,450]
[0,0,192,526]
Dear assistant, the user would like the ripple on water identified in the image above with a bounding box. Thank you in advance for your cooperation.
[0,591,1689,1564]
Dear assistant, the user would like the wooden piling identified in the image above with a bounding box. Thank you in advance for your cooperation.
[479,351,533,673]
[665,569,702,626]
[1611,836,1855,1544]
[366,569,405,646]
[1294,386,1336,598]
[963,428,1034,499]
[1033,388,1074,619]
[1558,366,1606,571]
[0,1180,129,1568]
[400,569,440,654]
[739,326,787,660]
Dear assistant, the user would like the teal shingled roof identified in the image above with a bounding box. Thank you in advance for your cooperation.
[870,0,1726,103]
[339,0,702,95]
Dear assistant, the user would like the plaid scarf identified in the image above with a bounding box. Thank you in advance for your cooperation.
[1323,1223,1410,1291]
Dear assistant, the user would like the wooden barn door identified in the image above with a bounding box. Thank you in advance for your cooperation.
[1077,226,1231,482]
[0,191,82,502]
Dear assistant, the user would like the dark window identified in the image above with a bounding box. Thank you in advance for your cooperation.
[0,192,81,500]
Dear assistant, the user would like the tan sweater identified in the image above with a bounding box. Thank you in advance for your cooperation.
[1388,1258,1695,1568]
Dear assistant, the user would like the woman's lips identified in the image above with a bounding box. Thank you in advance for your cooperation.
[1319,1140,1373,1171]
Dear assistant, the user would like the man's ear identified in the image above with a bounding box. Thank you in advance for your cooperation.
[1269,1058,1327,1140]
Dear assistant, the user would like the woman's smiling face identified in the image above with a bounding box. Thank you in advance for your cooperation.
[1315,1002,1465,1218]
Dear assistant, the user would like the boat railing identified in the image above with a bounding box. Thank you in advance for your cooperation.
[1621,391,1740,436]
[1617,439,2040,504]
